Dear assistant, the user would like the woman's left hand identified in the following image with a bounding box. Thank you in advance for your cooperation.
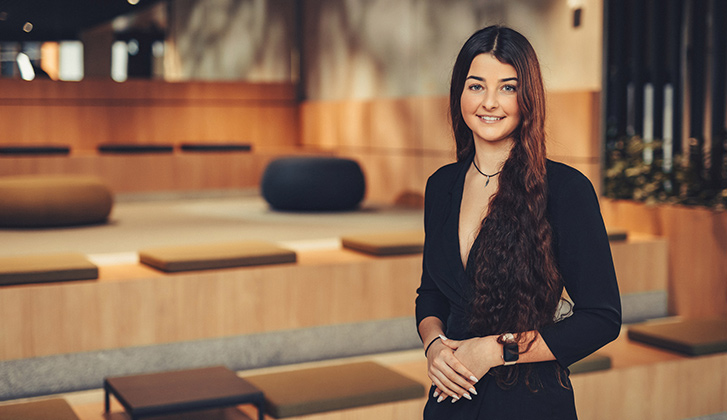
[432,335,502,402]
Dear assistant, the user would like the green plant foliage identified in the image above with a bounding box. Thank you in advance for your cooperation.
[604,136,727,211]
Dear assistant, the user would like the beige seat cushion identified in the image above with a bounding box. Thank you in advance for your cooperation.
[568,352,612,374]
[139,241,297,272]
[0,398,79,420]
[0,253,98,286]
[243,361,425,418]
[627,318,727,356]
[0,175,113,228]
[341,230,425,256]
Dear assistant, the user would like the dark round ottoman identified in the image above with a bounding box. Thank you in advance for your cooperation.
[0,175,113,228]
[261,157,366,211]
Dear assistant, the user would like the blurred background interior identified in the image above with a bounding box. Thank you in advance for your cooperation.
[0,1,726,419]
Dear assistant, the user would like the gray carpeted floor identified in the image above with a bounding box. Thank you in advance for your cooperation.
[0,190,424,258]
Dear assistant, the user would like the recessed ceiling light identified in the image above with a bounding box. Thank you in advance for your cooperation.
[23,22,33,33]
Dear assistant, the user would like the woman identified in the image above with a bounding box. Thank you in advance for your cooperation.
[415,25,621,419]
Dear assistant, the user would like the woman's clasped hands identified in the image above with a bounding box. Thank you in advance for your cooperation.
[426,334,502,403]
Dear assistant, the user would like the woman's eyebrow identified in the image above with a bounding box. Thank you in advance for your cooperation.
[465,75,519,83]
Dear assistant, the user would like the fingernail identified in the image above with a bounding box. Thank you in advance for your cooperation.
[433,390,439,398]
[470,376,478,383]
[437,395,444,403]
[439,334,447,341]
[451,396,459,403]
[469,387,477,395]
[463,393,472,400]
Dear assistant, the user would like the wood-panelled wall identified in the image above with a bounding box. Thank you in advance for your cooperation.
[0,79,299,151]
[300,91,602,204]
[0,150,319,193]
[0,79,301,193]
[1,79,600,201]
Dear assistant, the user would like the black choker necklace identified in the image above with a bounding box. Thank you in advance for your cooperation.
[472,160,501,187]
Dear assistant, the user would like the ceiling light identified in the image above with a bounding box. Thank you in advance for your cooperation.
[23,22,33,33]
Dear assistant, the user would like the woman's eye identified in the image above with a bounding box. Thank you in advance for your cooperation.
[502,84,517,93]
[468,84,483,91]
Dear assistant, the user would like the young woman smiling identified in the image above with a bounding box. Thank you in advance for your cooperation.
[416,25,621,419]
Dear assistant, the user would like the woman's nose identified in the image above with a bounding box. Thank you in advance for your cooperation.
[481,91,498,110]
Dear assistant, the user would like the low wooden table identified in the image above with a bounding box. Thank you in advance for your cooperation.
[104,366,264,420]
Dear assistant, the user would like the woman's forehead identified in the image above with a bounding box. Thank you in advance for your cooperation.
[467,54,518,79]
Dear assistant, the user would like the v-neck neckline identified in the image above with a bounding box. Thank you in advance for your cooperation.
[449,155,473,275]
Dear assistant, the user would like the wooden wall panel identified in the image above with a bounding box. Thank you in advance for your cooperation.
[545,90,602,160]
[0,79,299,151]
[0,151,304,193]
[301,91,602,204]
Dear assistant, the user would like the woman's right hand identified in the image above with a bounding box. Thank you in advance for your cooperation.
[426,335,479,403]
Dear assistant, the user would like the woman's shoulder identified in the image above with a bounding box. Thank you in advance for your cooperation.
[546,159,597,198]
[426,160,463,190]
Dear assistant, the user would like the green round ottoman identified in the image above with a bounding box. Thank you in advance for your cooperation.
[0,175,113,228]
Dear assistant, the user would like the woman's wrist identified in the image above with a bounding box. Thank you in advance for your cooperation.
[424,335,443,357]
[482,335,506,368]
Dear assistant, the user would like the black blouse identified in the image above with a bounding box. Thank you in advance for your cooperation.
[415,157,622,419]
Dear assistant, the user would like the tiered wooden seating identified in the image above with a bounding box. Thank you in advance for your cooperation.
[0,247,419,361]
[609,232,669,323]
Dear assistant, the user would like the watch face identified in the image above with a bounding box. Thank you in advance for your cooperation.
[503,343,519,362]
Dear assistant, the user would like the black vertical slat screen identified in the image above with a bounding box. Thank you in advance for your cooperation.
[687,0,707,181]
[709,0,727,189]
[604,0,727,202]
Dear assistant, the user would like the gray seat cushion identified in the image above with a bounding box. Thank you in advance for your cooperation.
[627,318,727,356]
[243,361,425,418]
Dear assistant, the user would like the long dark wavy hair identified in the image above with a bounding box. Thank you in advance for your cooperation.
[450,26,566,389]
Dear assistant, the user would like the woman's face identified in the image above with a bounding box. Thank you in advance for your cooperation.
[460,53,521,147]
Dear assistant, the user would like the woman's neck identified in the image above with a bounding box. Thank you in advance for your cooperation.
[473,138,514,174]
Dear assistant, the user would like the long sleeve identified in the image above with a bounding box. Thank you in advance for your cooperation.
[540,163,622,368]
[415,175,451,339]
